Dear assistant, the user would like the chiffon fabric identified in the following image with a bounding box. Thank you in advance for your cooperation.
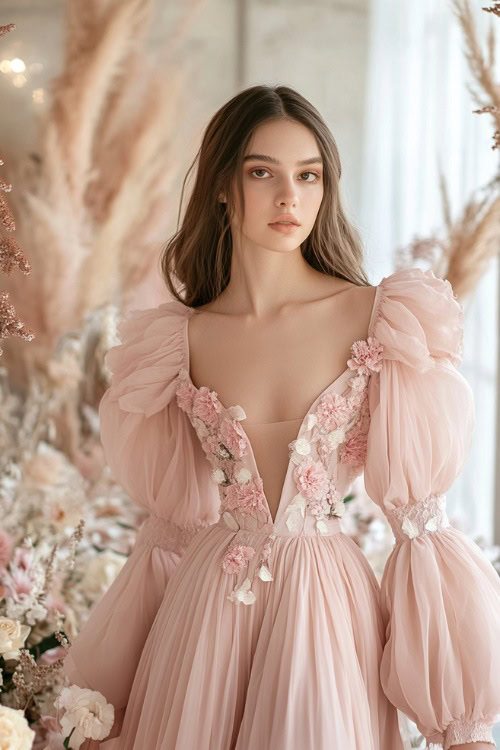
[62,267,500,750]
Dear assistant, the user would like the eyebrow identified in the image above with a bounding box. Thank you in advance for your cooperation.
[242,154,323,167]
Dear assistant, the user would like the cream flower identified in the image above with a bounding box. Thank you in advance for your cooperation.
[0,706,35,750]
[0,617,31,661]
[56,685,114,749]
[81,550,126,599]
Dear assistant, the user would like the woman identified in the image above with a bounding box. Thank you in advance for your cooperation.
[63,84,500,750]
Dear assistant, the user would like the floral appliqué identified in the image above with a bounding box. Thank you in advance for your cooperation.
[174,333,384,605]
[286,336,383,535]
[175,370,275,606]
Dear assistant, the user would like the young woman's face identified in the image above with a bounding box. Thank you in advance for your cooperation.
[224,118,324,253]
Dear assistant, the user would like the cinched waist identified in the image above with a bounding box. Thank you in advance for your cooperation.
[214,513,343,538]
[135,514,207,553]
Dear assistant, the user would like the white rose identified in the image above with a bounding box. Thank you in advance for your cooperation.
[56,685,114,749]
[81,551,126,599]
[0,617,31,661]
[0,705,35,750]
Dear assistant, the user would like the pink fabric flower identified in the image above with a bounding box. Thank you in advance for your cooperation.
[347,336,383,375]
[224,478,268,515]
[176,381,196,413]
[307,496,331,518]
[221,543,255,574]
[340,433,367,466]
[201,433,231,459]
[293,457,330,500]
[192,387,222,426]
[219,418,248,460]
[329,484,342,505]
[316,392,350,431]
[349,372,369,393]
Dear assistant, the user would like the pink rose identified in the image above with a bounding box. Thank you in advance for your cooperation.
[224,478,267,515]
[221,544,255,574]
[293,457,330,500]
[192,387,222,426]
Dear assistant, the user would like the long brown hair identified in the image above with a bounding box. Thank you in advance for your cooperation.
[160,84,371,308]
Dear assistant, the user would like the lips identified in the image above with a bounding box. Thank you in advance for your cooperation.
[269,214,300,226]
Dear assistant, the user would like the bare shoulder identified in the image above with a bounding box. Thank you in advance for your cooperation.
[326,282,378,339]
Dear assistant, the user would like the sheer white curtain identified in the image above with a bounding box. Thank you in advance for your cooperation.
[359,0,499,542]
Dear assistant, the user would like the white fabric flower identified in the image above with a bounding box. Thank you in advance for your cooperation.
[0,706,35,750]
[285,493,307,533]
[226,578,256,605]
[258,564,273,581]
[292,437,311,456]
[56,685,114,749]
[211,468,226,484]
[0,617,31,661]
[235,467,252,484]
[326,428,346,450]
[227,405,247,421]
[305,413,318,430]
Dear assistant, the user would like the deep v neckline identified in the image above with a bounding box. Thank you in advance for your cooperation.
[181,285,382,526]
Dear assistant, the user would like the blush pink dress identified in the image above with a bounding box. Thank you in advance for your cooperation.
[62,267,500,750]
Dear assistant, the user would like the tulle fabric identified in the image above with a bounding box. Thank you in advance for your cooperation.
[98,527,402,750]
[364,267,500,749]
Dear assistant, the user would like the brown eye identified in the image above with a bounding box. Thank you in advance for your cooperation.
[250,168,270,178]
[300,171,320,182]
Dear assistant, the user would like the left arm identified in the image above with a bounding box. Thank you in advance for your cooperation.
[363,268,500,750]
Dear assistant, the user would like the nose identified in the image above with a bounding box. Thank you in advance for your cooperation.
[275,176,298,208]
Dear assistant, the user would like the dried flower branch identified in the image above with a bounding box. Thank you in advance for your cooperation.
[0,23,33,355]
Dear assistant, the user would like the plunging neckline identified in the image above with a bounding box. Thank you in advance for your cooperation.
[181,285,382,526]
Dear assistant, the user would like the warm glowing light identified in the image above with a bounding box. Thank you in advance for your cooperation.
[29,62,43,74]
[12,74,27,88]
[0,60,11,73]
[10,58,26,73]
[32,88,45,103]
